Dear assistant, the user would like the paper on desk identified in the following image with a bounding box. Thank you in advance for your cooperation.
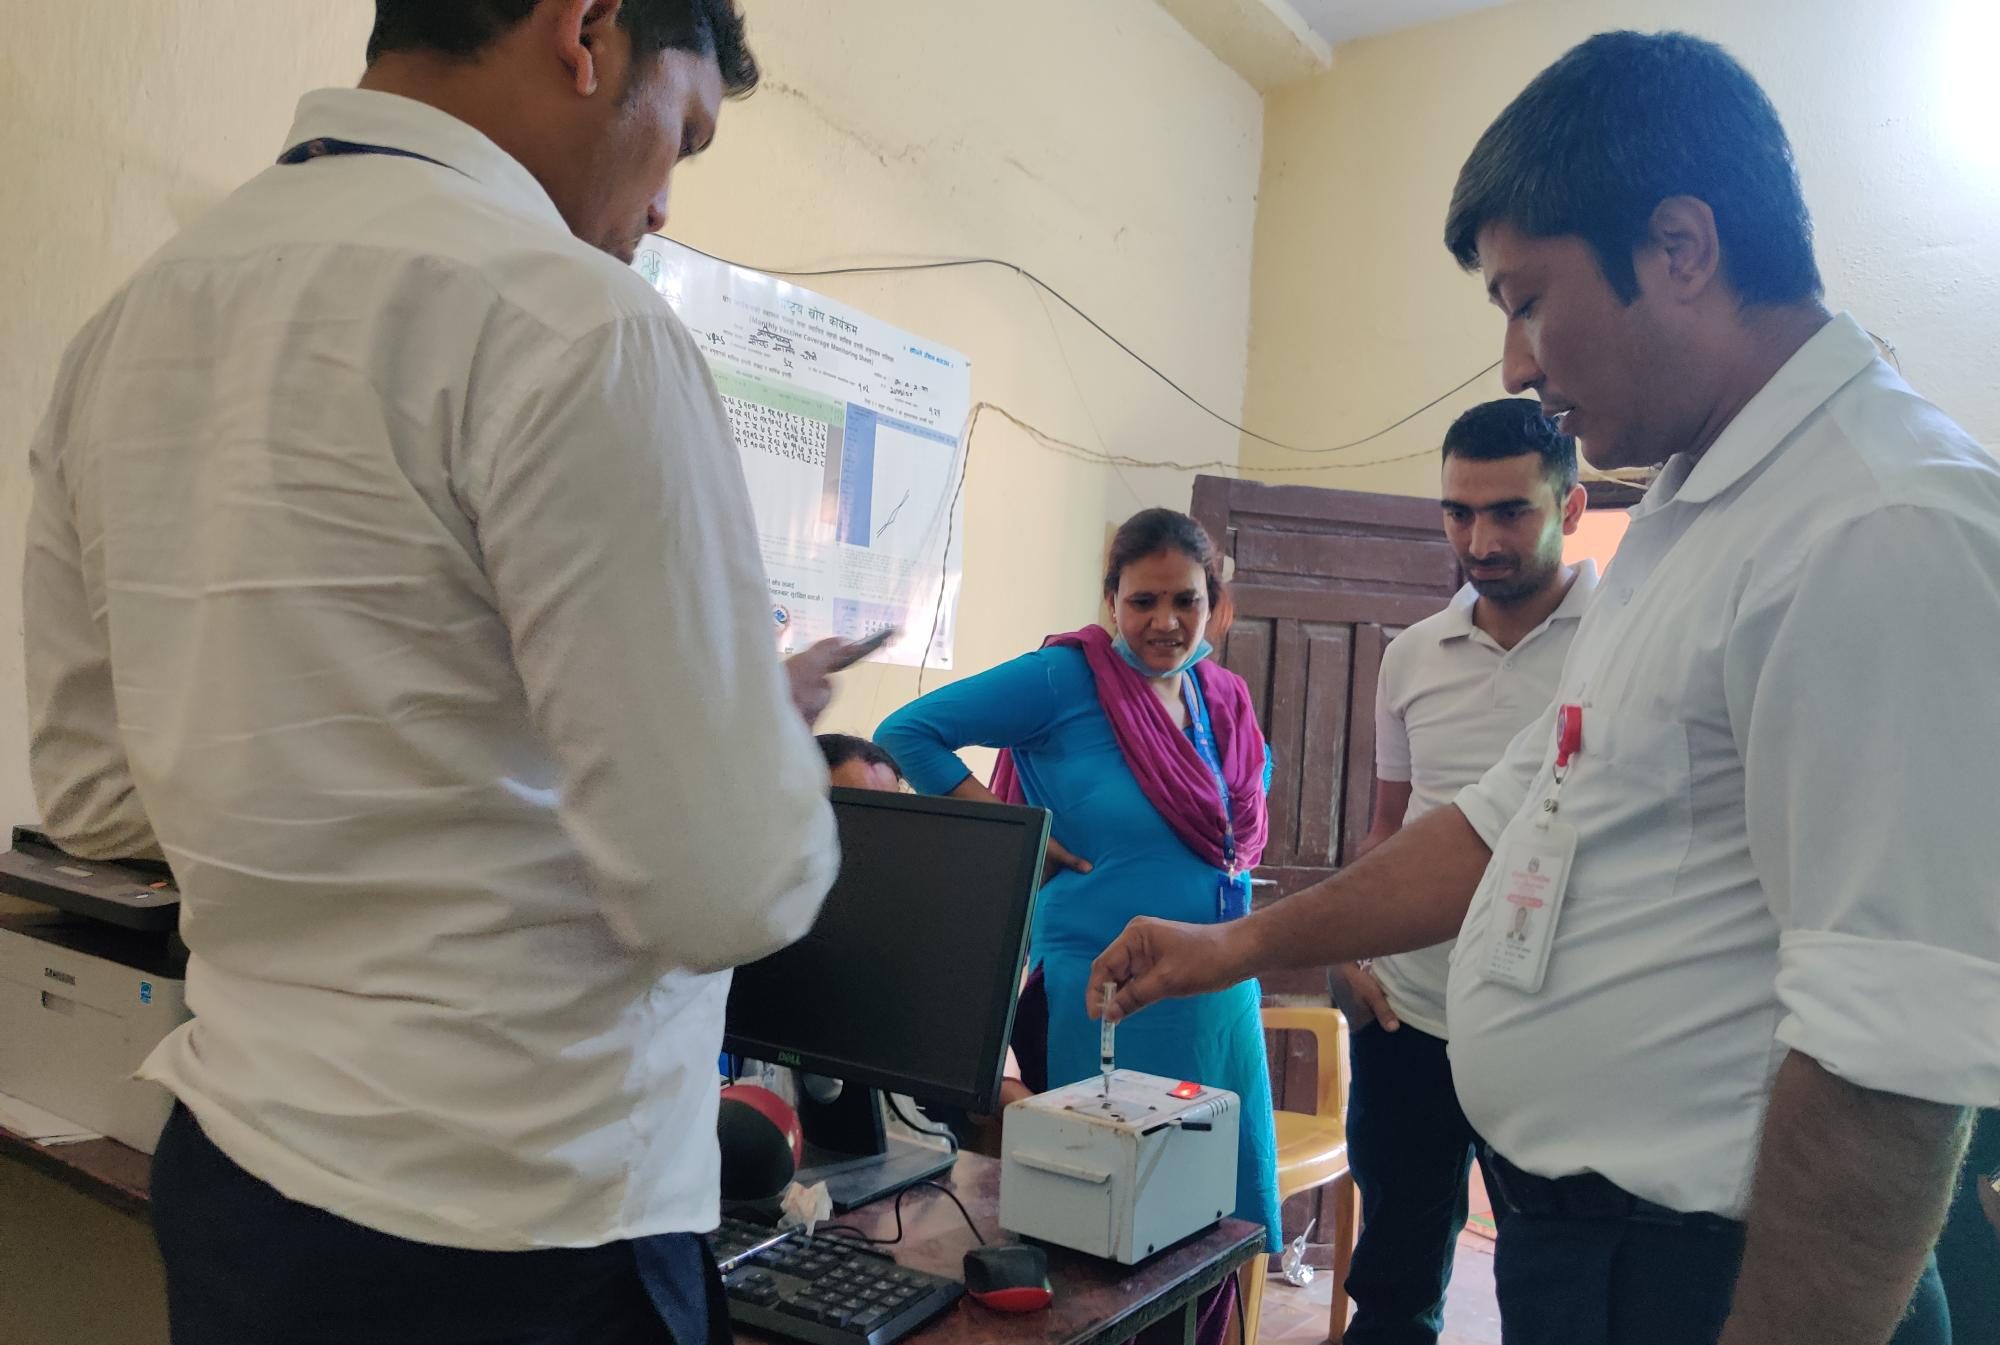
[777,1180,831,1235]
[0,1088,101,1145]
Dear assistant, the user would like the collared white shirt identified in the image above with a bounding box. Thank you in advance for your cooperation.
[1370,562,1595,1037]
[23,90,839,1249]
[1447,314,2000,1218]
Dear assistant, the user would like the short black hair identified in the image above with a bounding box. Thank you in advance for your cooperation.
[1442,398,1578,493]
[1445,30,1820,306]
[817,734,903,779]
[367,1,759,97]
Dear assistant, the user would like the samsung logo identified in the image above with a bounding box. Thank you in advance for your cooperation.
[43,968,76,987]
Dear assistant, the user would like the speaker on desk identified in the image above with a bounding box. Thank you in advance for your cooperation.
[717,1083,802,1206]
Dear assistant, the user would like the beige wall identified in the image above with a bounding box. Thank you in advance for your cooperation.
[0,1,1262,824]
[675,1,1262,743]
[1240,0,2000,496]
[0,3,376,841]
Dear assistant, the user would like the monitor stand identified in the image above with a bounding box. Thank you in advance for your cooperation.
[792,1073,955,1212]
[796,1136,955,1213]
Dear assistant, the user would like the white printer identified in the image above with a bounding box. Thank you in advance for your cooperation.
[0,829,188,1153]
[999,1068,1240,1264]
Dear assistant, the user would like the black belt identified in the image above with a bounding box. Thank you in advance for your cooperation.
[1482,1148,1742,1232]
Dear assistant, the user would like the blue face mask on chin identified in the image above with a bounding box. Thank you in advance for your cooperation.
[1112,634,1213,679]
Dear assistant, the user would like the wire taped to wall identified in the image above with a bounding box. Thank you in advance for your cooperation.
[653,235,1504,466]
[651,235,1907,690]
[969,401,1444,475]
[652,236,1518,695]
[656,234,1908,478]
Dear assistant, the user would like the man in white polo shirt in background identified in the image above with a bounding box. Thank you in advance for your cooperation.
[1333,397,1594,1345]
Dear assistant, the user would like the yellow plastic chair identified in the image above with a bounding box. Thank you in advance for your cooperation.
[1238,1006,1356,1344]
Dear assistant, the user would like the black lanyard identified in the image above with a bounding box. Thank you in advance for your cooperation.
[277,137,461,175]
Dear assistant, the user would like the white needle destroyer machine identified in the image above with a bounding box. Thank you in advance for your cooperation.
[999,1066,1241,1264]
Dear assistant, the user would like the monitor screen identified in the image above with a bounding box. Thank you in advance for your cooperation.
[724,788,1049,1114]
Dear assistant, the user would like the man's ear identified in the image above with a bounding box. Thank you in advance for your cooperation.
[551,0,625,97]
[1642,195,1724,305]
[1560,481,1587,536]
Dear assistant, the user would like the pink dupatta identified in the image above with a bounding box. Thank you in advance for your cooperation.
[989,625,1267,872]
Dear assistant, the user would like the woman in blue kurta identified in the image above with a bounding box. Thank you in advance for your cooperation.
[876,509,1282,1248]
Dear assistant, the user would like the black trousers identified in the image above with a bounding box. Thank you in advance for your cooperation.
[150,1104,727,1345]
[1489,1160,1951,1345]
[1343,1021,1488,1345]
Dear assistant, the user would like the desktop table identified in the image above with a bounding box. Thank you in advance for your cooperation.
[736,1152,1263,1345]
[0,1125,152,1217]
[0,1128,1261,1345]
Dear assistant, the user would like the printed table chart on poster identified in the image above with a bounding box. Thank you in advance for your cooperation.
[633,237,971,668]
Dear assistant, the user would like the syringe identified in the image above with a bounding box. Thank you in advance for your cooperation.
[1099,981,1116,1097]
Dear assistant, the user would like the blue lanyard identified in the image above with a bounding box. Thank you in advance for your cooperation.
[1184,672,1250,921]
[277,138,462,175]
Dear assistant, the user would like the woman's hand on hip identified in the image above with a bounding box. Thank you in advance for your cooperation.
[1044,836,1092,881]
[947,777,1089,880]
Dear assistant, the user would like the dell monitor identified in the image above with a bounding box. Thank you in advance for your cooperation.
[724,787,1049,1209]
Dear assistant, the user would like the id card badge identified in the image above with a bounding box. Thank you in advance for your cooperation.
[1481,814,1577,993]
[1482,704,1584,994]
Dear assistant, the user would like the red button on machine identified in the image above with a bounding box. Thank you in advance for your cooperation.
[1170,1081,1203,1100]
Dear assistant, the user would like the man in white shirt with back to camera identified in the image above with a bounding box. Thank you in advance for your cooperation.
[1332,397,1595,1345]
[1091,30,1998,1345]
[22,2,863,1342]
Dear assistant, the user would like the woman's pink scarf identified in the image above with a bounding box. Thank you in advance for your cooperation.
[990,625,1267,872]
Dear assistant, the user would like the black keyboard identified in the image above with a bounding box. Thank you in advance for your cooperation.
[708,1216,964,1345]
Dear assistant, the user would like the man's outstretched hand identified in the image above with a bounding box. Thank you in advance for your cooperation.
[784,637,871,728]
[1087,917,1251,1023]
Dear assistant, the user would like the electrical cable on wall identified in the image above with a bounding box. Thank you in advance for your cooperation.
[1030,280,1145,511]
[914,401,973,697]
[652,236,1906,690]
[655,235,1504,465]
[658,234,1908,475]
[911,403,1448,694]
[658,236,1516,694]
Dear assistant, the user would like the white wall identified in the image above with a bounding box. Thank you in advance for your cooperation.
[0,2,376,835]
[1239,0,2000,491]
[678,0,1263,740]
[0,0,1265,825]
[0,4,1263,1333]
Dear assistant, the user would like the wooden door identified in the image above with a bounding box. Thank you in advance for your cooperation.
[1184,476,1456,1248]
[1193,475,1459,957]
[1192,474,1459,1254]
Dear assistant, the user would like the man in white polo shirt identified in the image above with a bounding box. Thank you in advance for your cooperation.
[1091,31,1995,1345]
[1333,397,1594,1345]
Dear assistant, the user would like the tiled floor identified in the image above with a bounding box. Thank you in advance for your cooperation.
[1255,1232,1502,1345]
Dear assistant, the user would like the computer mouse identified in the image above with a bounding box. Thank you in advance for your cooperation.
[962,1244,1053,1313]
